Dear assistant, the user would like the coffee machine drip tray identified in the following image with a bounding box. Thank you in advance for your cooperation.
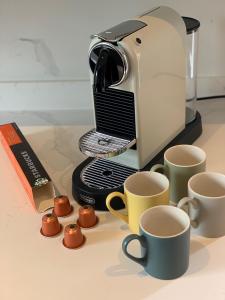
[79,129,136,158]
[81,158,136,190]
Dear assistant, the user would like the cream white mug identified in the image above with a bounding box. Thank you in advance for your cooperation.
[178,172,225,238]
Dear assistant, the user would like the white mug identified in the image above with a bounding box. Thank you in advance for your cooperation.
[178,172,225,238]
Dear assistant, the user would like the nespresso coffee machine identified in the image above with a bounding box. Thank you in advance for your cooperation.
[72,6,202,210]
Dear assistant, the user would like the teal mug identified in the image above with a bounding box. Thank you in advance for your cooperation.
[122,205,190,280]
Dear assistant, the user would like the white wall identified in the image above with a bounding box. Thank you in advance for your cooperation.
[0,0,225,111]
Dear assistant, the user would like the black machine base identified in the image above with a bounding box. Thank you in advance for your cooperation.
[72,111,202,211]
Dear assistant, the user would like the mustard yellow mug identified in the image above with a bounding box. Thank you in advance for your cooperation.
[106,171,169,233]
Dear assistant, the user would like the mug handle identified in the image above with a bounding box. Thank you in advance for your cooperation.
[106,192,128,223]
[150,164,165,174]
[122,234,147,267]
[178,197,200,228]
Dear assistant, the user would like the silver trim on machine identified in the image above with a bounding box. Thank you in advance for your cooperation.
[89,42,129,87]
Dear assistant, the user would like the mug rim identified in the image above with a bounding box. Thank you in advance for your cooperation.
[139,205,190,239]
[124,171,169,198]
[164,144,206,168]
[188,171,225,199]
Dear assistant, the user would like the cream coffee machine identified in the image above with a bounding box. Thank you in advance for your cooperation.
[72,6,202,210]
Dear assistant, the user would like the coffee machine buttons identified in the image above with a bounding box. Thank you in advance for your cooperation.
[93,20,147,43]
[136,37,142,44]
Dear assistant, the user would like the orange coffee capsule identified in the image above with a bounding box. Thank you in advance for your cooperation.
[53,195,73,217]
[77,205,99,228]
[40,213,62,237]
[62,224,85,249]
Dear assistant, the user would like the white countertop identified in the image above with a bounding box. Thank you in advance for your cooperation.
[1,99,225,300]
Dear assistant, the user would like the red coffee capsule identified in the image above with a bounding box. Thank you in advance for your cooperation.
[77,205,99,228]
[40,213,62,237]
[53,195,73,217]
[62,224,85,249]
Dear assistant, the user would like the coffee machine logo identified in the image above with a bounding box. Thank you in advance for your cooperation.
[80,194,95,205]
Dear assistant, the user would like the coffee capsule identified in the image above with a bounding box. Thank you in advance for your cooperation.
[62,224,85,249]
[53,195,73,217]
[40,213,62,237]
[77,205,99,228]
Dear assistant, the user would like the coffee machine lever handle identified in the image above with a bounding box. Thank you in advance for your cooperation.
[93,48,110,93]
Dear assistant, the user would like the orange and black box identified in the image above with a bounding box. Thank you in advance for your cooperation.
[0,123,55,212]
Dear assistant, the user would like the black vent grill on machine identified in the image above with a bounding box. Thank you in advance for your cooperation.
[94,88,136,140]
